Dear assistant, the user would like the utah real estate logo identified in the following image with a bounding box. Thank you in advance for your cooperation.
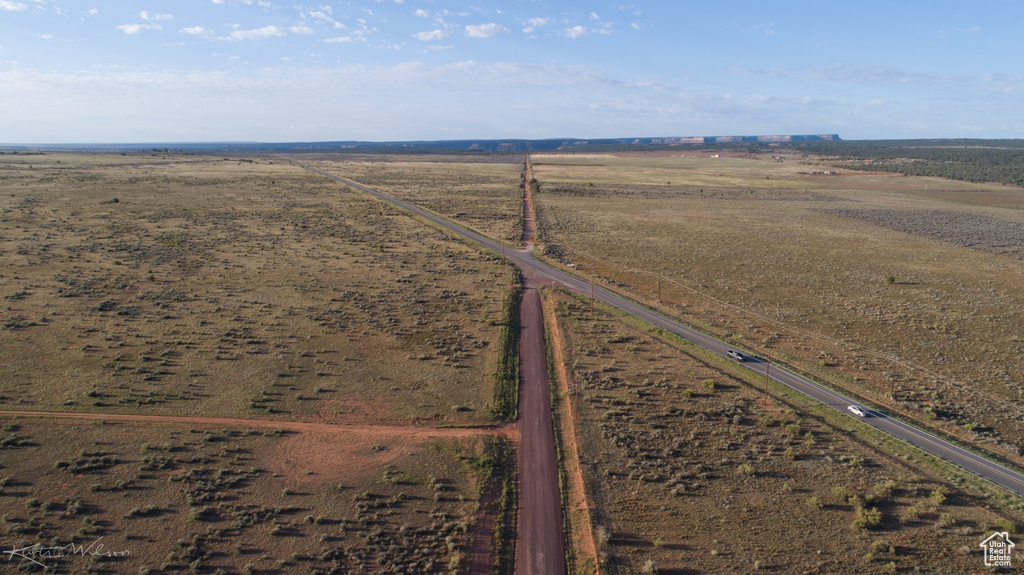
[980,531,1014,568]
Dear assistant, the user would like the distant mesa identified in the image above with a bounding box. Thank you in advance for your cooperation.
[659,134,842,144]
[466,134,842,152]
[453,134,841,153]
[0,134,841,154]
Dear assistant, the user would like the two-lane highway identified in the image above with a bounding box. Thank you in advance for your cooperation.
[299,161,1024,501]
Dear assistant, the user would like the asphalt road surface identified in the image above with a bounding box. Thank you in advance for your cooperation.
[299,163,1024,513]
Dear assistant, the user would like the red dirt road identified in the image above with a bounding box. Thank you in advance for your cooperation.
[516,155,567,575]
[516,281,567,575]
[522,157,536,247]
[0,410,513,439]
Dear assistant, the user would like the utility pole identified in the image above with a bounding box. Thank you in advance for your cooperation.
[590,279,595,318]
[764,354,771,405]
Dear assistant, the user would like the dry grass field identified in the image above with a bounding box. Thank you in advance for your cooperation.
[303,155,524,245]
[531,152,1024,463]
[0,153,510,424]
[548,289,1017,574]
[0,152,516,573]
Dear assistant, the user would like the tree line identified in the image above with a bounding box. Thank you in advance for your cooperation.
[795,140,1024,186]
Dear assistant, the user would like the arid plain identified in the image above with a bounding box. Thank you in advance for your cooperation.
[0,153,522,574]
[532,152,1024,462]
[1,149,1022,574]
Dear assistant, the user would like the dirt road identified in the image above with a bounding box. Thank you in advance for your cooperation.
[522,157,536,248]
[515,154,567,575]
[515,279,567,575]
[0,410,513,439]
[296,160,567,573]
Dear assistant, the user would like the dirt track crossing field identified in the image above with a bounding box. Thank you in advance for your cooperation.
[0,410,513,439]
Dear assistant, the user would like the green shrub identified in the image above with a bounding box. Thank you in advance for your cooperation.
[996,517,1017,533]
[491,272,522,422]
[853,506,883,530]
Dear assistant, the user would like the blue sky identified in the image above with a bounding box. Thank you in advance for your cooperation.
[1,0,1022,143]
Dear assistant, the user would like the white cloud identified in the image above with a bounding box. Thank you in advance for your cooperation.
[212,0,272,5]
[465,23,507,38]
[563,25,586,39]
[289,25,314,35]
[630,22,640,30]
[227,25,287,40]
[116,23,162,34]
[324,35,365,43]
[0,1,27,11]
[523,17,549,33]
[306,8,345,29]
[140,11,173,21]
[413,30,448,42]
[590,12,599,20]
[37,33,52,39]
[88,8,98,16]
[414,8,428,18]
[181,26,213,35]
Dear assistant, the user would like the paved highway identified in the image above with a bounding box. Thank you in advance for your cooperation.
[298,162,1024,501]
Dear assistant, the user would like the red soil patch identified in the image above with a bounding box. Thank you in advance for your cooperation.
[258,429,433,487]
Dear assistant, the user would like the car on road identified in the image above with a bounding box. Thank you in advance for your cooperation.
[727,350,745,362]
[847,405,867,417]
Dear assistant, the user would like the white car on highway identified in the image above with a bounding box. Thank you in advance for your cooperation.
[847,405,867,417]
